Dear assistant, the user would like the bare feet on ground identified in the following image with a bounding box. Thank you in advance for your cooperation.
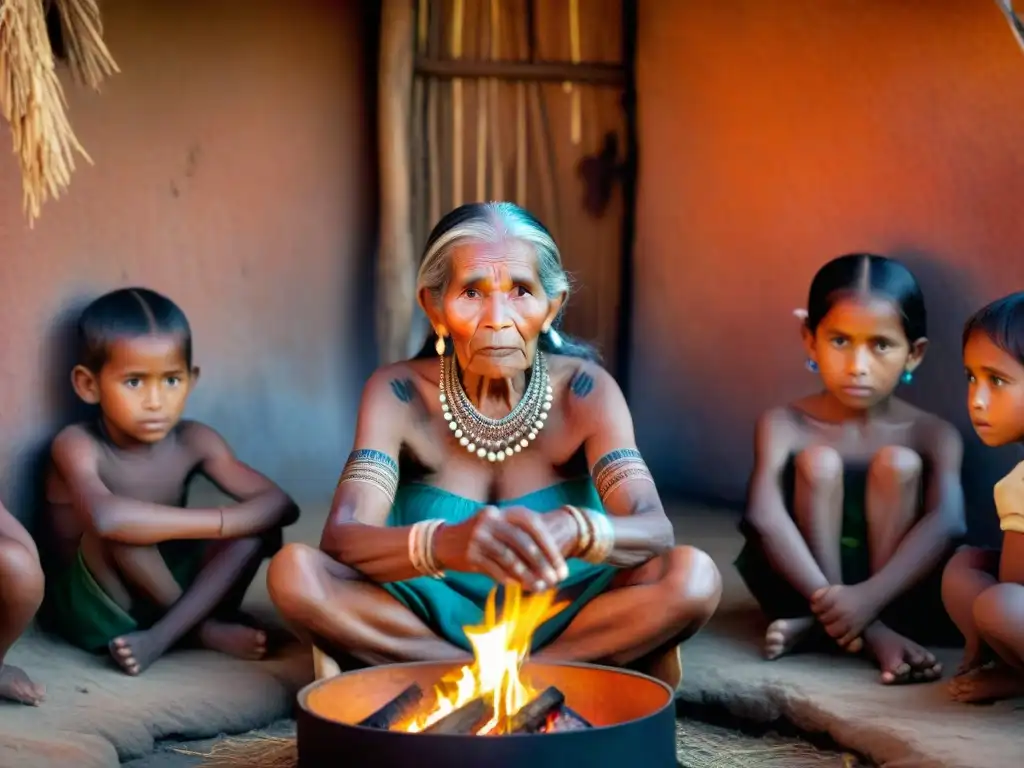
[764,617,864,660]
[109,631,163,675]
[953,639,990,677]
[948,664,1024,703]
[862,623,941,685]
[764,617,815,660]
[109,621,267,675]
[198,620,267,661]
[0,664,45,705]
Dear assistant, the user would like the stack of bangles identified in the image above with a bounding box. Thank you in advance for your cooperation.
[563,504,615,564]
[408,519,445,578]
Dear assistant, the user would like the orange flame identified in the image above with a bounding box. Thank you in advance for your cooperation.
[398,583,569,734]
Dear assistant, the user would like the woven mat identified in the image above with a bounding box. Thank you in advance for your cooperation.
[675,719,867,768]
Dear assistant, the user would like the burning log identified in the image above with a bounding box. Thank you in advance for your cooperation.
[507,687,565,734]
[546,705,593,732]
[358,683,425,730]
[422,695,492,735]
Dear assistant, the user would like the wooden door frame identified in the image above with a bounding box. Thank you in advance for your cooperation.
[411,1,640,398]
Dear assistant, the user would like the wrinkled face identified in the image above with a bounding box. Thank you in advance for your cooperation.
[73,334,195,446]
[805,296,925,410]
[429,239,562,379]
[963,331,1024,446]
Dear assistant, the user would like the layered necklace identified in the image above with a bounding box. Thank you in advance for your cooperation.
[439,351,553,462]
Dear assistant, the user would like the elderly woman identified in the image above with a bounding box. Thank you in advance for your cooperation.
[267,202,721,687]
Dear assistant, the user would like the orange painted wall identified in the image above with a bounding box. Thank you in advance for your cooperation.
[630,0,1024,536]
[0,0,376,521]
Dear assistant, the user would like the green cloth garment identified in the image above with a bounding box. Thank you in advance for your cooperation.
[382,477,618,652]
[732,459,961,646]
[46,540,206,653]
[734,464,870,616]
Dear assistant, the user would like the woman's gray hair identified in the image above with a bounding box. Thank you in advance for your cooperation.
[413,202,598,362]
[416,201,569,308]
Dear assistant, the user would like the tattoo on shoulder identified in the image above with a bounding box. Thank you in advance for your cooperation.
[569,369,595,399]
[390,378,415,403]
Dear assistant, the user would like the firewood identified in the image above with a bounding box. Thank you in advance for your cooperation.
[546,704,593,732]
[357,683,425,730]
[507,686,565,734]
[422,695,491,735]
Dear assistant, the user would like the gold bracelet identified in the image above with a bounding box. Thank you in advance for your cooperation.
[409,519,444,578]
[563,505,593,559]
[581,509,615,564]
[424,520,444,577]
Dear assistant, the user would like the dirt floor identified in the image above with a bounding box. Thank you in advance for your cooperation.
[1,497,1019,767]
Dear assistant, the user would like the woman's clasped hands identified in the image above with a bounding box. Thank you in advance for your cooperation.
[433,505,579,592]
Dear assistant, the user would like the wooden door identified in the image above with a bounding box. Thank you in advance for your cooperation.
[409,0,636,384]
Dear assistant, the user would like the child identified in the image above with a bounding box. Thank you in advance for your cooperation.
[43,288,298,676]
[944,292,1024,703]
[0,502,45,705]
[736,253,966,685]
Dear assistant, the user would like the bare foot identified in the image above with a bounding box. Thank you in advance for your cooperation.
[0,664,45,706]
[953,638,990,677]
[764,617,816,660]
[862,623,941,685]
[947,661,995,697]
[949,665,1024,703]
[197,620,267,660]
[109,630,164,676]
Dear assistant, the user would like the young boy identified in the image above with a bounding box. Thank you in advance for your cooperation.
[43,288,298,676]
[0,502,45,704]
[944,292,1024,703]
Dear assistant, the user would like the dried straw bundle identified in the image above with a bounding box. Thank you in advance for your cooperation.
[0,0,117,225]
[53,0,119,89]
[174,734,298,768]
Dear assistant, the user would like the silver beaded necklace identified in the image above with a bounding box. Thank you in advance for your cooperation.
[439,351,554,462]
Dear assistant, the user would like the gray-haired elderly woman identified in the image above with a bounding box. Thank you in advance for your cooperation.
[267,202,721,687]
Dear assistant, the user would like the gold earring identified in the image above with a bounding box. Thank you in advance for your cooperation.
[435,332,446,356]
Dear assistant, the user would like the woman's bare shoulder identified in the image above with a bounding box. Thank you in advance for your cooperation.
[549,355,618,406]
[359,358,438,406]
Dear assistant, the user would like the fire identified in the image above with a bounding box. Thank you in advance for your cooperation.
[398,583,569,735]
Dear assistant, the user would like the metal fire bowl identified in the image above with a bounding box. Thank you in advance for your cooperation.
[296,660,677,768]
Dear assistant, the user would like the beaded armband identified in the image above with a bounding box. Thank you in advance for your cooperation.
[338,449,400,504]
[591,448,655,503]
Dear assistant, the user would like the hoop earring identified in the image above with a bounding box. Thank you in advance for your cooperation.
[435,333,446,357]
[544,326,564,349]
[805,359,819,373]
[900,370,914,385]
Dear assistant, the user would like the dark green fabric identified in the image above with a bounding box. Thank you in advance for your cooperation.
[382,477,618,652]
[733,459,960,645]
[47,541,206,652]
[734,463,870,608]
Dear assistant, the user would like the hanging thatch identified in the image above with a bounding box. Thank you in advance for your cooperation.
[0,0,118,225]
